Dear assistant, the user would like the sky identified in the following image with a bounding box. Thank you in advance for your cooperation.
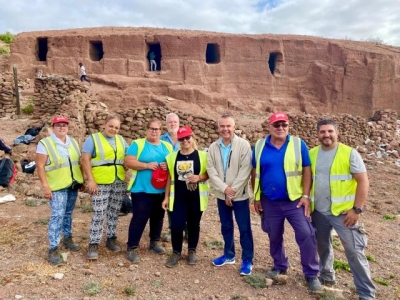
[0,0,399,46]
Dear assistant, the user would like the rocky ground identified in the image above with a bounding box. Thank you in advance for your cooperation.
[0,117,400,300]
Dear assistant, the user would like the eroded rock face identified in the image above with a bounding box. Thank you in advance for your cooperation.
[7,27,400,117]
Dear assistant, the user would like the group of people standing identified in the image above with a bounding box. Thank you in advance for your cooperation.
[35,111,375,300]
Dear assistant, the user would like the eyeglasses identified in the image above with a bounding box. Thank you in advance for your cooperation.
[148,127,161,132]
[272,123,289,128]
[54,123,68,128]
[178,136,191,142]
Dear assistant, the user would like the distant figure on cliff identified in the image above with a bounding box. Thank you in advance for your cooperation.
[148,51,157,71]
[78,62,91,86]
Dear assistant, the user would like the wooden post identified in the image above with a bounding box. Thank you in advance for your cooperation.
[13,65,20,115]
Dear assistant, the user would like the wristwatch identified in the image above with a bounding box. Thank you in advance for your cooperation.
[352,206,363,214]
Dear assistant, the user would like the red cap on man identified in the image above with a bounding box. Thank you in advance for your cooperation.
[177,126,194,140]
[51,116,69,125]
[269,112,289,124]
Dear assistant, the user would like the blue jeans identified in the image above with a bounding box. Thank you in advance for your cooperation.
[48,188,78,250]
[217,198,254,262]
[261,195,319,277]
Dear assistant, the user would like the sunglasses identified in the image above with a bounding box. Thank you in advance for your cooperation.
[148,127,161,132]
[272,123,289,128]
[178,136,192,142]
[54,123,68,128]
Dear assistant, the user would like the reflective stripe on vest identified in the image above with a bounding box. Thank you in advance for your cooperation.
[91,134,125,166]
[254,136,303,201]
[309,143,357,216]
[165,151,210,212]
[41,137,83,191]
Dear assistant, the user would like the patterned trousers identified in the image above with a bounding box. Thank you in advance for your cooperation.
[89,180,127,244]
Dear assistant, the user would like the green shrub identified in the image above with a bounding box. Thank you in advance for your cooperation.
[373,277,390,286]
[366,254,378,263]
[244,273,266,288]
[0,45,10,58]
[34,218,49,225]
[382,214,396,220]
[204,238,224,250]
[333,259,350,272]
[0,32,14,44]
[83,282,101,296]
[124,285,136,296]
[151,280,162,287]
[25,199,38,207]
[22,104,34,114]
[81,202,94,213]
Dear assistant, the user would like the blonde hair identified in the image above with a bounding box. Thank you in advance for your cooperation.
[179,135,198,150]
[146,118,162,129]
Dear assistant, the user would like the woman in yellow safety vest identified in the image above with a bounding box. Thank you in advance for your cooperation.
[162,126,209,268]
[124,118,173,263]
[36,116,84,266]
[81,114,129,260]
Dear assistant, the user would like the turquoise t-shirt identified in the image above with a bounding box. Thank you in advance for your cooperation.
[126,140,170,193]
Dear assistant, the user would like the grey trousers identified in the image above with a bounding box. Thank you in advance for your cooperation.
[312,210,376,300]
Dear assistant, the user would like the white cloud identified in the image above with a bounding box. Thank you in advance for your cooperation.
[0,0,399,46]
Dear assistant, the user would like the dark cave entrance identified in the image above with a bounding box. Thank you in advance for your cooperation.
[89,41,104,61]
[37,37,48,62]
[206,43,220,64]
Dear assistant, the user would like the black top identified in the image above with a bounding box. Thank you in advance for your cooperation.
[174,150,201,201]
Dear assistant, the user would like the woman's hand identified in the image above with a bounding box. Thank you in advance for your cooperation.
[147,162,159,170]
[186,174,200,183]
[162,198,169,210]
[159,162,167,171]
[86,179,98,195]
[43,185,53,200]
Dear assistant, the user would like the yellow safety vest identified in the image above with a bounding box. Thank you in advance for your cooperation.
[91,133,126,184]
[40,136,83,191]
[253,136,303,201]
[165,151,210,212]
[310,143,357,216]
[127,138,173,190]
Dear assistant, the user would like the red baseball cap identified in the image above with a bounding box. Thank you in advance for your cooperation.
[269,112,289,124]
[177,126,193,140]
[51,116,69,125]
[151,168,168,189]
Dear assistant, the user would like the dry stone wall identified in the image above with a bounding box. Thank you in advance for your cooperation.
[0,73,29,117]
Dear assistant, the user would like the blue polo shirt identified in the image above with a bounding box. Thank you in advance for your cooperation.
[160,132,180,151]
[219,138,232,174]
[251,135,311,201]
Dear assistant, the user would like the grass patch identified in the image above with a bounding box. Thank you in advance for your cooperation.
[22,104,34,114]
[243,273,266,289]
[83,282,101,296]
[81,202,94,213]
[366,254,378,263]
[151,280,162,287]
[389,274,395,279]
[25,199,38,207]
[333,259,350,272]
[319,291,347,300]
[0,45,10,58]
[382,214,396,220]
[124,285,137,296]
[204,238,224,250]
[34,218,49,225]
[332,239,341,250]
[0,223,28,247]
[373,277,390,286]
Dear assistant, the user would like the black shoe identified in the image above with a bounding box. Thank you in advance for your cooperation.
[62,236,80,251]
[106,237,121,252]
[266,268,287,279]
[87,244,99,260]
[149,241,166,254]
[318,276,336,286]
[127,247,140,263]
[48,247,62,265]
[166,252,181,268]
[187,250,197,265]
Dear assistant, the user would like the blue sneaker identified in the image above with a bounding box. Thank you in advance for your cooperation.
[212,255,235,266]
[240,260,253,276]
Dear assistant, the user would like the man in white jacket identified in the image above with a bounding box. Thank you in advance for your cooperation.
[207,114,254,276]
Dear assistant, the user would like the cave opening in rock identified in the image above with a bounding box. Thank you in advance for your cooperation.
[146,43,162,71]
[206,43,220,64]
[89,41,104,61]
[37,38,48,62]
[268,52,283,75]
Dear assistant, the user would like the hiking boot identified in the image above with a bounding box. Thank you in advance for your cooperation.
[48,248,62,265]
[266,268,287,279]
[127,248,140,263]
[187,250,197,265]
[240,260,253,276]
[318,276,336,286]
[149,241,166,255]
[162,232,171,242]
[305,276,323,292]
[212,255,235,266]
[87,244,99,260]
[106,237,121,252]
[62,236,80,251]
[166,252,181,268]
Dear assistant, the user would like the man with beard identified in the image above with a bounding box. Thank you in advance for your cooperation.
[160,113,181,242]
[310,119,375,300]
[252,111,321,292]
